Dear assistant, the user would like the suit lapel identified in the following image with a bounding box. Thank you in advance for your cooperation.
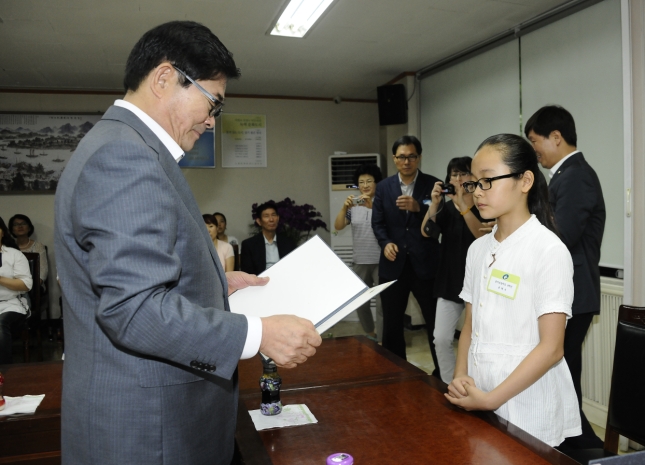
[550,152,582,186]
[104,107,226,290]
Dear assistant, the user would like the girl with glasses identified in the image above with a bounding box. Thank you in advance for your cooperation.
[444,134,581,448]
[420,156,488,384]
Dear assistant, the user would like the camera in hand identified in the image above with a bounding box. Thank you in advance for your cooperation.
[352,196,364,205]
[440,183,455,195]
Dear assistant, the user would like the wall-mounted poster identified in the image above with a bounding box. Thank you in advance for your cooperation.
[0,113,103,194]
[178,127,215,168]
[221,114,267,168]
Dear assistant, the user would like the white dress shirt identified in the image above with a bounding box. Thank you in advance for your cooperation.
[549,150,580,178]
[113,99,262,360]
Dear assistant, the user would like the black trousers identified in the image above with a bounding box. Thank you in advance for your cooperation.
[0,311,26,364]
[380,257,440,379]
[561,312,604,448]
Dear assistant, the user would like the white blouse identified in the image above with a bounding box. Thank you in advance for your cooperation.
[0,245,33,316]
[459,215,581,446]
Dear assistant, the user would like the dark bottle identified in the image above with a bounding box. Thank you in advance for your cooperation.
[259,360,282,416]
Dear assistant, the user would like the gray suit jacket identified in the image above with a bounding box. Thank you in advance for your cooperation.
[54,106,248,465]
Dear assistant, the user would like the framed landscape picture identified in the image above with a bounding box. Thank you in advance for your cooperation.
[0,112,103,194]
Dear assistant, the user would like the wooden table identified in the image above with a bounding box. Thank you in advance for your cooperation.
[0,362,63,465]
[0,338,580,465]
[235,336,578,465]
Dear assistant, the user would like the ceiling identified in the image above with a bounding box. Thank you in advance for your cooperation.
[0,0,568,100]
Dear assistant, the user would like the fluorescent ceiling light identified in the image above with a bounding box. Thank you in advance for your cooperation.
[270,0,336,38]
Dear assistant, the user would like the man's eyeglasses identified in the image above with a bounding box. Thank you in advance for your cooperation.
[173,66,224,118]
[462,172,523,194]
[394,155,419,162]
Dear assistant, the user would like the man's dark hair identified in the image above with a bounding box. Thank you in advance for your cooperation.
[353,163,383,186]
[123,21,241,92]
[9,214,35,237]
[255,202,278,220]
[392,135,422,156]
[524,105,577,147]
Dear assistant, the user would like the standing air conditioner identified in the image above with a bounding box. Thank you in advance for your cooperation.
[329,153,383,324]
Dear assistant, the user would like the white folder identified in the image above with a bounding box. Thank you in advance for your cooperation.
[229,235,394,334]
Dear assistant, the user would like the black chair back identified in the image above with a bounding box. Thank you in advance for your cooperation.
[604,305,645,452]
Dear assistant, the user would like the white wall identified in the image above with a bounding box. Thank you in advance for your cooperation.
[521,0,624,268]
[0,92,380,316]
[420,39,521,179]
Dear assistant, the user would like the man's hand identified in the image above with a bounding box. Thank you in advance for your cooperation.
[226,271,269,296]
[395,195,420,212]
[384,242,398,262]
[259,315,322,368]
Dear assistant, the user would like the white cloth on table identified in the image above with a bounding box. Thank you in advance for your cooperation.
[0,394,45,415]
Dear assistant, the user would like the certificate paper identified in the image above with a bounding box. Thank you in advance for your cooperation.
[229,235,393,333]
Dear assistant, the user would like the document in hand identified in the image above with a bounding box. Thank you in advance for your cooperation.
[229,235,394,334]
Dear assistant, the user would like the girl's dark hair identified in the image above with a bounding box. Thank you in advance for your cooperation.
[353,163,383,187]
[0,217,19,249]
[444,156,472,184]
[476,134,557,234]
[9,214,35,237]
[202,214,218,226]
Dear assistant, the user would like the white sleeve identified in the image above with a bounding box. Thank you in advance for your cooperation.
[14,249,34,291]
[240,315,262,359]
[458,241,478,304]
[534,241,574,319]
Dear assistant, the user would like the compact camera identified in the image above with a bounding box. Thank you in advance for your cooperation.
[352,196,364,205]
[440,183,456,195]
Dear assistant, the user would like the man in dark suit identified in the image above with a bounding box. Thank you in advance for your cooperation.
[241,202,296,275]
[525,105,606,448]
[372,135,442,377]
[54,22,321,465]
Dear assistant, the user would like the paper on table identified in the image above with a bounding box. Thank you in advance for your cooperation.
[229,235,394,333]
[248,404,317,431]
[0,395,45,415]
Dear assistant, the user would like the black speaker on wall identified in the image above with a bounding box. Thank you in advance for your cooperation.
[377,84,408,126]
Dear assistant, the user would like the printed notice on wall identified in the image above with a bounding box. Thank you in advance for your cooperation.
[221,114,267,168]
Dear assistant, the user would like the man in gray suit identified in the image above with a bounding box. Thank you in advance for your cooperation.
[54,21,321,465]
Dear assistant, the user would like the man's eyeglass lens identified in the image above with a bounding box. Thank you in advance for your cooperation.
[395,155,418,162]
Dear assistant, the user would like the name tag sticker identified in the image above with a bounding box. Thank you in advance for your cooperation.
[487,269,520,299]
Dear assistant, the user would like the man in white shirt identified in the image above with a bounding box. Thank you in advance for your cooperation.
[55,21,321,465]
[525,105,606,449]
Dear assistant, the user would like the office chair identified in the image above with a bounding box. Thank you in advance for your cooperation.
[561,304,645,464]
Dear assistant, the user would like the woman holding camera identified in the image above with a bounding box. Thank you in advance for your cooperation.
[421,156,488,384]
[334,163,383,341]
